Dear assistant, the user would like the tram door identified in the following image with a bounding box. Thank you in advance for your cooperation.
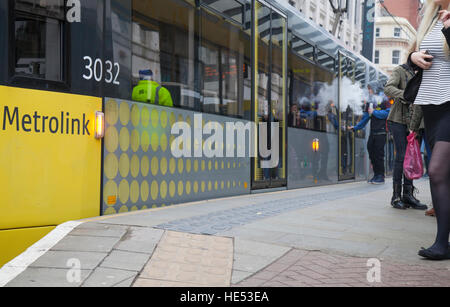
[252,1,287,190]
[338,52,356,181]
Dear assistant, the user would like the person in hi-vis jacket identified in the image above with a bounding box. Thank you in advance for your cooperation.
[132,69,174,107]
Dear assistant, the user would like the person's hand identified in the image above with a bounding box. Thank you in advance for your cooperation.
[440,10,450,29]
[348,126,354,131]
[368,108,374,115]
[411,51,434,70]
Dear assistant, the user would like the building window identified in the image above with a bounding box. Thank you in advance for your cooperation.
[392,50,400,64]
[13,0,65,81]
[354,0,360,25]
[375,28,380,38]
[394,27,401,37]
[374,50,380,64]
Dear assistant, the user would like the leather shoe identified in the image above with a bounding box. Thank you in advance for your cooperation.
[419,247,450,261]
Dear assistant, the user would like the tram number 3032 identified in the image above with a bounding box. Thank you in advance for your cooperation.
[82,56,120,85]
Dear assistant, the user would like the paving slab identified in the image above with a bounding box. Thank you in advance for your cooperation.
[82,267,138,287]
[5,268,91,287]
[70,223,128,238]
[51,235,121,253]
[113,227,163,254]
[135,231,233,287]
[29,251,107,270]
[100,250,151,272]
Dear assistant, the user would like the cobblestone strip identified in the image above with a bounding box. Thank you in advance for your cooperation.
[236,249,450,287]
[133,231,234,287]
[155,185,388,235]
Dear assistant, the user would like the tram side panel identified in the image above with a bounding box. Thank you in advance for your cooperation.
[0,87,102,266]
[102,98,252,215]
[0,1,106,267]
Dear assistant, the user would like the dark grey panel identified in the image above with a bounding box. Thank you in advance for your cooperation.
[103,0,132,100]
[0,1,7,85]
[69,0,105,97]
[355,137,368,181]
[288,128,339,189]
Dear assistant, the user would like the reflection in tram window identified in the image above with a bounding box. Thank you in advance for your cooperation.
[131,0,251,118]
[253,3,287,186]
[288,35,337,133]
[14,0,65,81]
[202,0,244,24]
[200,43,220,113]
[132,69,174,107]
[132,0,198,110]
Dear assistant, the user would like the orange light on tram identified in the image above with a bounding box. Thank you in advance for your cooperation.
[313,138,320,152]
[95,111,105,139]
[390,99,394,105]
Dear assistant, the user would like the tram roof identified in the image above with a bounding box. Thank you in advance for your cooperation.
[261,0,388,80]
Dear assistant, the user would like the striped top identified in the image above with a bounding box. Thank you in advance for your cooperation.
[415,21,450,106]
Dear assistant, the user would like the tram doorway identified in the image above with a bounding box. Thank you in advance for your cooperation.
[338,52,356,181]
[252,1,287,190]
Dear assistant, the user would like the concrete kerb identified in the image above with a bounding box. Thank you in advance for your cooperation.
[0,221,84,287]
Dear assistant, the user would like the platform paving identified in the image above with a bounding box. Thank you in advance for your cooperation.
[1,179,450,287]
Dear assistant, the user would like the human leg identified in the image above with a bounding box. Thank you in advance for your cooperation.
[419,103,450,259]
[423,141,450,255]
[389,122,408,209]
[372,134,386,181]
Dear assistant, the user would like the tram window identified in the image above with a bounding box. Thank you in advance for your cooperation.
[13,0,64,82]
[369,67,376,82]
[317,49,335,72]
[288,34,337,133]
[355,62,366,87]
[15,0,64,19]
[132,0,251,119]
[288,53,337,133]
[201,0,244,25]
[132,0,198,109]
[199,2,252,119]
[200,43,220,113]
[290,37,314,62]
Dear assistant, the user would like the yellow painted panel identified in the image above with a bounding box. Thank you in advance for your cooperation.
[0,226,55,268]
[0,86,102,230]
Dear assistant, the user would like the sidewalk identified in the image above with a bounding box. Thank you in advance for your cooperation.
[1,179,449,287]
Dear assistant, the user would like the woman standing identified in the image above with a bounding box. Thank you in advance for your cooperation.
[384,64,428,211]
[410,0,450,260]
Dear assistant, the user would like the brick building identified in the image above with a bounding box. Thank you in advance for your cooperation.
[374,2,419,76]
[379,0,422,29]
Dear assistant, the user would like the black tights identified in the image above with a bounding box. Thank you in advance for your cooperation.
[428,141,450,253]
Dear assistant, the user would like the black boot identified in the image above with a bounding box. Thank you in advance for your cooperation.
[392,184,408,210]
[403,185,428,210]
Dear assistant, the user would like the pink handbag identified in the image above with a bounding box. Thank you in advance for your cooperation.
[404,132,424,180]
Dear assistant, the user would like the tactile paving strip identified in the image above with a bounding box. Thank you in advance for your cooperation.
[134,231,233,287]
[155,184,388,235]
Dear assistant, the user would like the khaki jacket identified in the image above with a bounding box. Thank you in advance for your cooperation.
[384,65,424,131]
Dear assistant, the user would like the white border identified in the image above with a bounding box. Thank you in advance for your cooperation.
[0,221,83,287]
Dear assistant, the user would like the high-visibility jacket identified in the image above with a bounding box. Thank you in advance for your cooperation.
[132,80,174,107]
